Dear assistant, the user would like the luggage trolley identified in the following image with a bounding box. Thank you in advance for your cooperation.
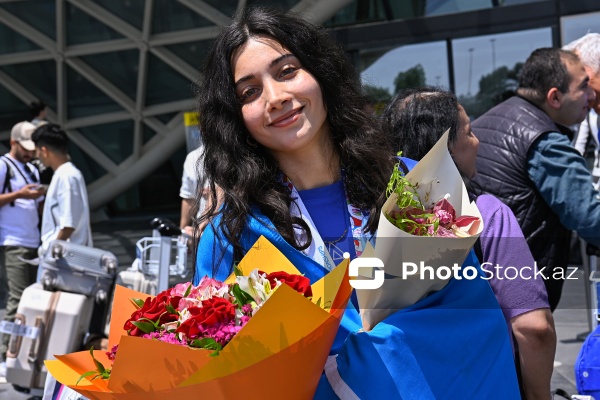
[117,218,192,295]
[141,218,191,292]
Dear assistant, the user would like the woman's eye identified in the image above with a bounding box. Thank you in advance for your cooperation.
[281,66,298,77]
[239,87,259,102]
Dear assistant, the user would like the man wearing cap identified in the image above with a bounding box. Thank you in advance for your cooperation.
[0,121,46,374]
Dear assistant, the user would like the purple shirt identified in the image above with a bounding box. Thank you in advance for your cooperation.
[476,194,550,324]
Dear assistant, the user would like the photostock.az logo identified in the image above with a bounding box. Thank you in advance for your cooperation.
[346,253,385,290]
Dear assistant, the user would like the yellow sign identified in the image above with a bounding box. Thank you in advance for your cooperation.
[184,112,199,127]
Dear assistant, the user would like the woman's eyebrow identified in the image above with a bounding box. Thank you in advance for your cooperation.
[235,54,295,87]
[269,53,294,68]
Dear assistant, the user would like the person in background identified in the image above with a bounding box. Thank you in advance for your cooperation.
[0,121,45,378]
[28,100,54,185]
[564,33,600,188]
[29,100,48,127]
[384,87,556,400]
[33,123,93,398]
[192,7,519,398]
[573,109,600,187]
[471,47,600,311]
[180,145,208,237]
[31,124,92,258]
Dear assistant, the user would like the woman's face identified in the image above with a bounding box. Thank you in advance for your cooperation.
[232,36,329,160]
[450,105,479,179]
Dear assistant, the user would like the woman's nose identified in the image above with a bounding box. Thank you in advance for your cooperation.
[264,79,290,110]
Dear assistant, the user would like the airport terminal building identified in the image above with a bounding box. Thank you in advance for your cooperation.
[1,0,599,216]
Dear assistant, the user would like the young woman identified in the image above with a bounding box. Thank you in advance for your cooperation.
[194,6,391,287]
[194,8,519,399]
[383,87,556,400]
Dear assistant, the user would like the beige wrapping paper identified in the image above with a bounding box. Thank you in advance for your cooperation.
[355,130,484,331]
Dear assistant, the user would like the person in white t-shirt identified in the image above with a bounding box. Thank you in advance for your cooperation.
[179,146,208,236]
[31,124,92,256]
[574,109,600,187]
[0,121,46,372]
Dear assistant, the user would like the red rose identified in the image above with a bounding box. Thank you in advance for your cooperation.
[176,298,235,339]
[196,297,236,326]
[175,306,204,339]
[262,271,312,298]
[124,293,181,336]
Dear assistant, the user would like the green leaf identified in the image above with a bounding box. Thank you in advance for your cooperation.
[385,157,438,237]
[231,283,253,306]
[165,303,177,315]
[131,298,145,308]
[190,337,223,354]
[233,263,243,277]
[77,347,112,385]
[183,283,192,297]
[89,347,105,374]
[131,320,156,334]
[76,370,99,386]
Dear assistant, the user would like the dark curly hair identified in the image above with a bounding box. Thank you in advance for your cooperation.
[195,7,394,267]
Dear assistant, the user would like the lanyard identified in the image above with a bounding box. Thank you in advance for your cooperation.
[2,155,37,185]
[280,173,373,270]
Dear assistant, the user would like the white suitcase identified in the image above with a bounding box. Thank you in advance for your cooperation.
[4,283,94,393]
[116,269,158,295]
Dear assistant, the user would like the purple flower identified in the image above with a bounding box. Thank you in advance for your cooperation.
[435,209,454,226]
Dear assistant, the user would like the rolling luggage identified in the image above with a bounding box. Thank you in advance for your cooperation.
[39,240,118,303]
[4,283,94,394]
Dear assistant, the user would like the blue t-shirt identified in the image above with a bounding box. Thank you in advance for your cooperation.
[297,180,356,263]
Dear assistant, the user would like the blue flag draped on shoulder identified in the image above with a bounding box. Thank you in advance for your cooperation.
[315,250,520,400]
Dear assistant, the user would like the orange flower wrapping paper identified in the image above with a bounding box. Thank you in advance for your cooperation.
[45,236,351,400]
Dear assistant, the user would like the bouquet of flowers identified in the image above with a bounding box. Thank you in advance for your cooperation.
[355,130,484,330]
[385,165,480,238]
[45,236,351,400]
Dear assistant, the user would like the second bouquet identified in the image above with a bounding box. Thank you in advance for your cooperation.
[356,130,484,330]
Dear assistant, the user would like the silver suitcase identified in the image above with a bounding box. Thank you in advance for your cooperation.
[39,240,117,303]
[4,283,94,393]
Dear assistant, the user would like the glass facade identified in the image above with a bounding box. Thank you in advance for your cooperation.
[66,2,125,45]
[453,28,552,118]
[324,0,551,27]
[0,0,598,215]
[561,11,600,45]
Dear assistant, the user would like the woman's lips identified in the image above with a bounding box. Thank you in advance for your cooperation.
[269,107,303,127]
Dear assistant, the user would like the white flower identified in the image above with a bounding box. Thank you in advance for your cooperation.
[236,269,278,307]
